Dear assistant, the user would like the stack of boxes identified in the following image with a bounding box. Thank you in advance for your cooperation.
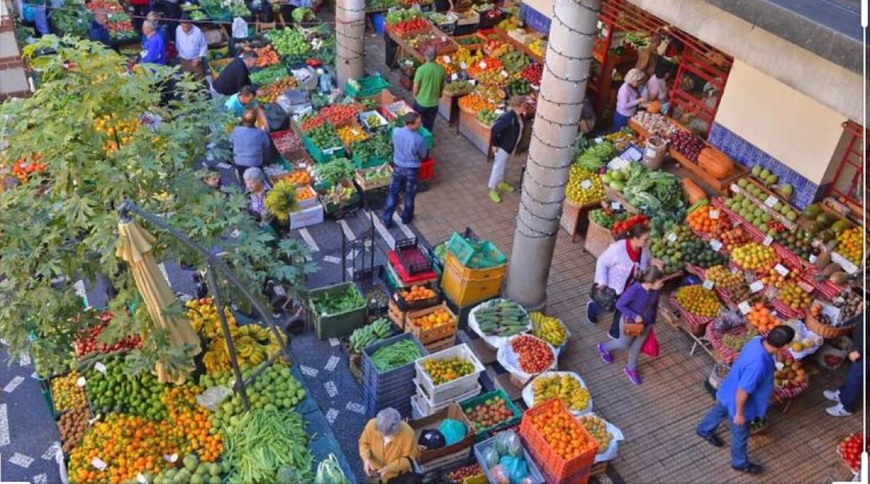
[411,343,484,418]
[361,333,427,417]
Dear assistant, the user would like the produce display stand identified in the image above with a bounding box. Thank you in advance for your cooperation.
[603,185,639,214]
[492,26,544,63]
[361,333,429,417]
[438,91,466,134]
[583,216,615,258]
[457,109,492,155]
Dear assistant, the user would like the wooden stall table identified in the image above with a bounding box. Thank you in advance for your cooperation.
[438,91,466,134]
[559,199,599,243]
[492,26,544,64]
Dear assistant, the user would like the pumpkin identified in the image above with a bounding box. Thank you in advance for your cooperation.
[647,101,662,114]
[682,178,706,204]
[697,148,734,180]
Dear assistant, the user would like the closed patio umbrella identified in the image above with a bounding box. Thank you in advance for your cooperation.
[117,219,201,384]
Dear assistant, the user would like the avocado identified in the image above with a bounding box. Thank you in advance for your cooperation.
[803,204,822,219]
[831,220,852,235]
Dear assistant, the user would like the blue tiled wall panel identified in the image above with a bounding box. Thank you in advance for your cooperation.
[707,123,819,209]
[520,3,551,35]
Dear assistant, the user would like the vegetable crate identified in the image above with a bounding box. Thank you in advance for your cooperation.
[583,217,615,258]
[441,260,504,308]
[308,282,368,340]
[303,136,346,164]
[518,399,598,482]
[393,279,442,312]
[459,389,523,442]
[388,251,439,286]
[445,233,507,270]
[361,333,428,412]
[415,343,485,401]
[412,381,481,418]
[405,302,457,344]
[474,433,545,484]
[352,150,389,170]
[354,165,393,191]
[408,403,476,465]
[345,75,391,99]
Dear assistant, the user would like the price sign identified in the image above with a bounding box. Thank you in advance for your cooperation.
[764,195,779,208]
[775,361,785,371]
[710,239,723,251]
[460,62,467,69]
[479,61,487,69]
[136,473,148,484]
[164,454,178,463]
[774,264,789,277]
[762,235,773,247]
[667,233,678,243]
[703,280,714,290]
[611,201,621,210]
[595,137,603,143]
[841,259,859,274]
[92,458,108,471]
[500,70,509,78]
[94,362,107,374]
[451,73,458,81]
[468,79,477,86]
[809,254,818,264]
[709,210,720,220]
[731,266,740,274]
[738,301,751,315]
[443,55,451,63]
[580,180,592,189]
[750,280,764,293]
[730,183,741,193]
[76,376,87,387]
[88,414,100,425]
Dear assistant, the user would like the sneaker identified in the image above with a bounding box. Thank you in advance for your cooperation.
[585,301,598,324]
[489,190,502,203]
[497,181,516,193]
[823,389,840,403]
[696,431,724,448]
[732,463,763,475]
[597,343,613,364]
[624,366,642,385]
[826,403,853,417]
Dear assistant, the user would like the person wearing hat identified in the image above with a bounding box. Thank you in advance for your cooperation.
[613,68,647,131]
[359,408,419,482]
[175,16,208,80]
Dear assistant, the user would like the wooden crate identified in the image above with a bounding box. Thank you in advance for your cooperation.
[583,218,614,258]
[458,109,491,155]
[406,302,458,344]
[424,334,456,353]
[559,199,598,243]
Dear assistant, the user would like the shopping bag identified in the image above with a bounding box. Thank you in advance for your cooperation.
[640,327,659,358]
[232,17,249,39]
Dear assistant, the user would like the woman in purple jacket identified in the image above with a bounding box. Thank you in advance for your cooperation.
[597,266,665,385]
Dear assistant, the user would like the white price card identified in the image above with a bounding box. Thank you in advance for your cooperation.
[809,254,818,264]
[731,266,740,274]
[710,239,723,251]
[667,233,678,243]
[91,458,107,471]
[709,209,720,220]
[500,70,509,78]
[750,280,764,293]
[730,183,741,193]
[88,414,100,425]
[611,201,621,210]
[703,280,714,290]
[644,147,657,158]
[738,301,751,315]
[595,137,603,143]
[94,362,107,374]
[774,264,789,277]
[460,62,467,69]
[479,61,487,69]
[762,235,773,247]
[580,180,592,189]
[831,252,858,274]
[468,79,477,86]
[775,361,785,371]
[764,195,779,208]
[136,473,148,484]
[164,454,178,463]
[451,73,458,81]
[76,376,87,387]
[443,55,451,63]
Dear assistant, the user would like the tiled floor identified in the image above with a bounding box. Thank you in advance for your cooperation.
[363,35,861,484]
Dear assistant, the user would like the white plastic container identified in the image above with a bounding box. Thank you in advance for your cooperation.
[521,371,593,415]
[414,343,485,399]
[411,382,481,418]
[496,334,558,386]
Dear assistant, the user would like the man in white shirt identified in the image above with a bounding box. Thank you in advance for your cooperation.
[175,17,208,80]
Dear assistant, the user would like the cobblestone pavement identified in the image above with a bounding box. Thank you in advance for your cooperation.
[362,33,860,484]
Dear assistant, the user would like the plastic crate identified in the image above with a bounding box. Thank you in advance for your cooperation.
[390,126,434,149]
[440,261,504,307]
[396,238,434,276]
[405,302,457,344]
[415,343,485,398]
[308,282,368,340]
[345,75,391,99]
[459,389,523,441]
[419,155,435,181]
[474,432,545,484]
[518,399,598,481]
[352,150,389,170]
[394,281,443,312]
[446,253,507,282]
[303,136,346,164]
[362,333,428,381]
[389,251,438,285]
[412,382,480,418]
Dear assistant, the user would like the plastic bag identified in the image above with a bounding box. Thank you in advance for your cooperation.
[480,446,500,469]
[489,465,510,484]
[498,455,529,484]
[196,386,233,411]
[438,419,466,446]
[232,17,248,39]
[494,431,522,458]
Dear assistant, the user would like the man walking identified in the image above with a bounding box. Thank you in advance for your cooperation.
[175,17,208,80]
[823,314,863,417]
[696,325,795,475]
[487,95,526,203]
[384,113,428,228]
[412,48,445,134]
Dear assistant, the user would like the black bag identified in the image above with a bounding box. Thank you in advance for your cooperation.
[387,458,423,484]
[590,283,617,312]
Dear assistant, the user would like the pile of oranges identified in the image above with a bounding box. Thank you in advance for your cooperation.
[400,285,437,303]
[527,402,597,461]
[411,307,454,331]
[162,386,224,463]
[837,227,866,266]
[687,205,732,237]
[747,303,781,334]
[9,154,46,184]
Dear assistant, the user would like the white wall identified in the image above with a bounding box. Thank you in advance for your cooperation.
[523,0,553,18]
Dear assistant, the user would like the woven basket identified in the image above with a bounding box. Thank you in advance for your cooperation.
[805,314,854,339]
[584,218,615,258]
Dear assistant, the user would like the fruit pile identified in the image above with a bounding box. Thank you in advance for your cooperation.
[264,28,309,57]
[319,104,360,126]
[631,112,679,137]
[510,335,554,374]
[257,77,298,103]
[299,112,327,132]
[58,406,91,454]
[94,115,139,154]
[463,395,516,432]
[85,355,168,418]
[731,242,776,270]
[411,307,454,331]
[747,303,781,333]
[687,205,732,237]
[453,47,483,68]
[459,93,495,114]
[530,312,568,347]
[444,80,474,96]
[675,285,722,318]
[719,227,749,252]
[389,17,429,36]
[666,130,704,161]
[651,225,728,273]
[271,130,303,154]
[566,164,605,205]
[789,333,820,354]
[421,357,476,386]
[161,385,224,463]
[348,318,393,353]
[577,415,613,452]
[399,284,437,303]
[777,283,812,311]
[307,124,342,150]
[528,38,544,57]
[295,185,316,203]
[75,319,142,358]
[466,57,503,78]
[153,456,227,484]
[519,63,543,85]
[722,330,756,353]
[472,68,510,87]
[760,265,800,289]
[839,433,864,474]
[774,229,815,261]
[476,109,499,127]
[474,299,530,338]
[51,371,88,412]
[446,463,483,483]
[8,154,46,184]
[337,125,369,145]
[203,324,282,373]
[705,265,743,289]
[774,351,806,389]
[186,298,238,340]
[836,226,865,265]
[531,374,590,412]
[254,45,280,67]
[527,403,597,461]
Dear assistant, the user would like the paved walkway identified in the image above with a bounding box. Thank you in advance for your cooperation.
[362,33,860,484]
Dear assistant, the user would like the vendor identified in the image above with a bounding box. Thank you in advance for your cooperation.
[231,109,273,181]
[635,31,662,80]
[242,167,271,221]
[359,408,419,483]
[612,68,647,132]
[89,11,113,48]
[140,20,167,65]
[212,51,258,96]
[643,61,673,106]
[175,16,209,80]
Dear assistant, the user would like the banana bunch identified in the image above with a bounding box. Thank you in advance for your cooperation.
[186,298,237,339]
[349,318,393,354]
[203,325,282,373]
[530,312,568,347]
[532,374,590,411]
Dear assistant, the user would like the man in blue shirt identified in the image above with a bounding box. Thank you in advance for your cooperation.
[88,11,112,48]
[141,21,166,65]
[384,112,427,228]
[230,109,273,182]
[696,325,795,475]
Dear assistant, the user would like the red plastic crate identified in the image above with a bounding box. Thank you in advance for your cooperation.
[419,155,434,181]
[388,251,437,285]
[518,399,597,481]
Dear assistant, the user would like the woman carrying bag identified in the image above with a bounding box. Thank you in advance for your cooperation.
[596,267,665,385]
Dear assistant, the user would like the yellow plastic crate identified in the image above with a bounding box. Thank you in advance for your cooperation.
[445,253,507,282]
[441,260,504,307]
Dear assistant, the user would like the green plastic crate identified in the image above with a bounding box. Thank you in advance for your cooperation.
[304,136,346,164]
[352,151,389,170]
[345,75,390,99]
[445,233,506,269]
[308,282,368,340]
[459,389,523,441]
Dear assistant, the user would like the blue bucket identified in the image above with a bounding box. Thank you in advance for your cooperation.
[372,13,385,35]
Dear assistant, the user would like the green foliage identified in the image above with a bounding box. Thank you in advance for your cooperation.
[0,37,312,376]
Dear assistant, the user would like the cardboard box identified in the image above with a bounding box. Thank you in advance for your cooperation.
[289,203,324,229]
[408,402,475,464]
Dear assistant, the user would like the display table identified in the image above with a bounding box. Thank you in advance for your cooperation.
[439,92,466,134]
[559,199,598,243]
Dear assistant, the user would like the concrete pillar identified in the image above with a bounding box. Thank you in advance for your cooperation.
[504,0,598,308]
[335,0,366,90]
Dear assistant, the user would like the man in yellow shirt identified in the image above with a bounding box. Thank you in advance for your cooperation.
[359,408,420,482]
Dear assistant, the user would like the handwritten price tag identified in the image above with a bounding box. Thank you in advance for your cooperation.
[94,362,107,374]
[750,281,764,293]
[136,473,148,484]
[730,183,741,193]
[611,202,621,210]
[731,266,740,274]
[581,180,592,189]
[479,61,487,69]
[774,264,789,277]
[164,454,178,463]
[500,70,509,78]
[92,458,107,471]
[703,280,714,290]
[709,210,720,220]
[738,301,751,315]
[710,239,723,251]
[762,235,773,247]
[443,55,451,63]
[76,376,87,387]
[667,233,678,243]
[809,254,818,264]
[460,62,467,69]
[451,73,458,81]
[764,195,779,208]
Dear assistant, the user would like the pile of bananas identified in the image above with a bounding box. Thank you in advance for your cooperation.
[187,298,237,339]
[531,373,590,412]
[348,318,393,354]
[530,312,568,347]
[454,47,482,67]
[203,325,282,373]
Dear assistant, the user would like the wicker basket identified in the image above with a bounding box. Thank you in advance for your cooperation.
[805,314,854,339]
[583,218,614,258]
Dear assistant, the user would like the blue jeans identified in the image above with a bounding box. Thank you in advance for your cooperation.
[839,359,864,413]
[697,402,750,468]
[383,166,418,224]
[413,101,438,134]
[612,112,630,132]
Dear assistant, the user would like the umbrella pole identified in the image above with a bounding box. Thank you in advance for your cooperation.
[207,263,251,411]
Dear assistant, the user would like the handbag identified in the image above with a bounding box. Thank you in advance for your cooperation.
[622,318,645,337]
[386,458,423,484]
[590,284,617,312]
[640,326,660,357]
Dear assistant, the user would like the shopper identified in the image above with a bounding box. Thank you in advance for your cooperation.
[596,266,665,385]
[89,11,113,47]
[384,113,427,228]
[141,20,167,66]
[696,325,796,475]
[212,51,257,96]
[823,315,863,417]
[230,109,273,182]
[612,68,646,131]
[359,407,419,482]
[412,48,445,134]
[225,86,260,118]
[487,95,526,203]
[145,11,169,46]
[587,224,652,338]
[175,17,208,80]
[242,167,271,221]
[644,61,672,105]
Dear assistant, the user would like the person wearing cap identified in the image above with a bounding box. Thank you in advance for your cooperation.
[384,112,427,228]
[175,17,208,80]
[613,68,647,131]
[359,407,419,482]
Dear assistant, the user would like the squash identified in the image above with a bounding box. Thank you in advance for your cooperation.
[647,101,662,114]
[682,178,706,204]
[697,147,734,180]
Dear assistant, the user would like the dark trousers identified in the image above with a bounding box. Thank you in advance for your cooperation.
[383,166,419,224]
[696,402,750,468]
[413,101,438,134]
[589,300,622,339]
[839,359,864,413]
